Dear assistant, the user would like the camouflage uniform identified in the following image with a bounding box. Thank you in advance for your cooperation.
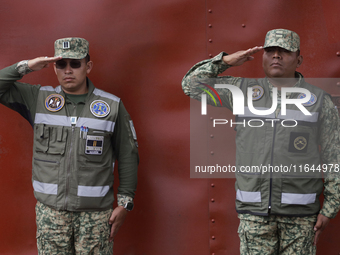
[182,29,340,254]
[0,37,138,255]
[238,214,317,255]
[36,201,113,255]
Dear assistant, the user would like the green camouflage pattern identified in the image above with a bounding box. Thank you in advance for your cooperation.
[36,201,113,255]
[117,194,133,207]
[263,29,300,52]
[181,52,340,218]
[238,214,317,255]
[54,37,89,59]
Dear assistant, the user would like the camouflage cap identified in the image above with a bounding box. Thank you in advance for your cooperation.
[263,29,300,52]
[54,37,89,59]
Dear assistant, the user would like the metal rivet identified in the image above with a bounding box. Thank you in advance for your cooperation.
[337,82,340,87]
[210,134,214,138]
[209,39,213,43]
[211,183,215,187]
[211,198,215,202]
[210,117,214,120]
[211,219,215,223]
[211,236,215,240]
[242,24,246,28]
[208,9,212,13]
[337,52,340,56]
[209,54,213,57]
[210,151,214,155]
[208,24,212,28]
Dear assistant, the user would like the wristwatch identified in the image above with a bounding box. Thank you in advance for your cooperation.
[124,201,134,211]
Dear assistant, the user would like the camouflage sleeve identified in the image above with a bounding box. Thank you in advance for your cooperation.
[117,194,133,207]
[181,52,243,110]
[318,95,340,218]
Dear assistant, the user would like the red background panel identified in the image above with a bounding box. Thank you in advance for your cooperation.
[0,0,340,254]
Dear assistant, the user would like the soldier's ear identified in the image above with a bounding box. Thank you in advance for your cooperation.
[86,61,93,74]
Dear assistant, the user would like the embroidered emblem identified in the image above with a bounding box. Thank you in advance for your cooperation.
[45,94,65,112]
[294,136,308,151]
[297,93,317,106]
[90,100,110,118]
[252,85,264,101]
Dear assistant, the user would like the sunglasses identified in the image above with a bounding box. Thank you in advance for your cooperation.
[55,60,82,69]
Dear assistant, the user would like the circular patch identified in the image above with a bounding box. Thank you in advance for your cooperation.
[45,94,65,112]
[297,93,317,106]
[90,100,110,118]
[294,136,307,151]
[252,85,264,101]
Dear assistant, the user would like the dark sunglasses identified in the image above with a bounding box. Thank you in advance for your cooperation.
[55,60,82,69]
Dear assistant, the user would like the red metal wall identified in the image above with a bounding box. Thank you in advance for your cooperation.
[0,0,339,254]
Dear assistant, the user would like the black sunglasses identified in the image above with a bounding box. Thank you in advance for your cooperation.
[55,60,82,69]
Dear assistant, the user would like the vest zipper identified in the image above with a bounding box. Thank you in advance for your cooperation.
[64,103,77,211]
[268,121,277,214]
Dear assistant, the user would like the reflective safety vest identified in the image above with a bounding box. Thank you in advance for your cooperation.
[235,76,326,216]
[32,81,119,211]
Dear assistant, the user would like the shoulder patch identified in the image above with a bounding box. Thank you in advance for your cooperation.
[45,94,65,112]
[252,85,264,101]
[297,93,317,106]
[90,100,110,118]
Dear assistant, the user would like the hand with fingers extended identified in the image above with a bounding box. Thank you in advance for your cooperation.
[27,56,62,71]
[222,46,263,66]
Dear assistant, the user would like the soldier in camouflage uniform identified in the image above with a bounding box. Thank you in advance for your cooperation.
[0,38,139,254]
[182,29,340,254]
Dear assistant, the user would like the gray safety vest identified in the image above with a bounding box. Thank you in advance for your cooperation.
[32,80,119,211]
[235,76,325,216]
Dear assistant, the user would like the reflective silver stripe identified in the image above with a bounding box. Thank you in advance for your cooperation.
[33,180,58,195]
[77,185,110,197]
[40,86,56,92]
[240,107,318,122]
[35,113,71,126]
[55,86,62,93]
[278,109,318,122]
[281,193,316,205]
[34,114,115,132]
[77,118,115,132]
[93,88,120,102]
[236,189,261,203]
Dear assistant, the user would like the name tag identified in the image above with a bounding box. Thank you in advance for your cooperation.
[85,135,104,155]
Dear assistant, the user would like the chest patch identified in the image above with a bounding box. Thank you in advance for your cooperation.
[297,93,317,106]
[251,85,264,101]
[85,135,104,155]
[90,100,110,118]
[45,94,65,112]
[289,132,309,153]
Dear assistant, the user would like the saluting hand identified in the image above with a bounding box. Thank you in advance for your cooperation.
[27,56,62,71]
[222,46,263,66]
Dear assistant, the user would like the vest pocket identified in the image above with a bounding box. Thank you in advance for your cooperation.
[48,126,67,155]
[76,167,114,209]
[34,124,49,153]
[34,124,67,155]
[235,172,262,206]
